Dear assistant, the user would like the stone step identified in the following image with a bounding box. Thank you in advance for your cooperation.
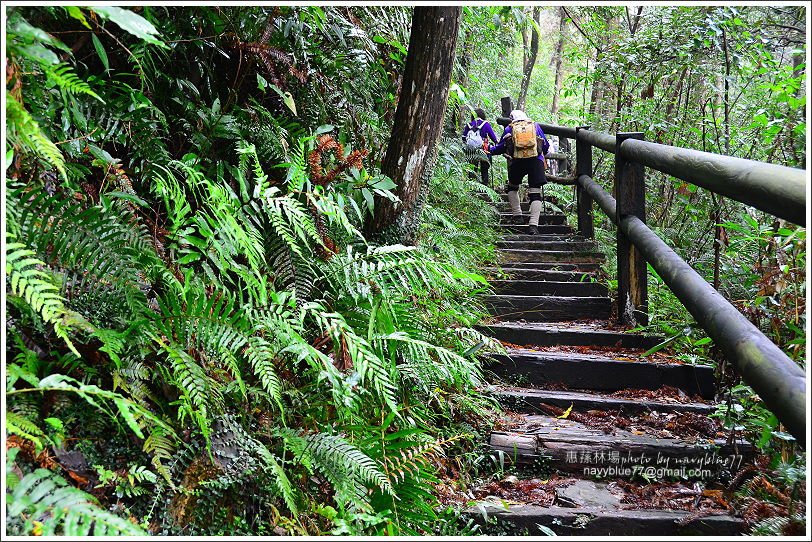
[467,502,744,536]
[499,213,567,225]
[480,322,663,349]
[489,414,752,476]
[487,350,715,398]
[497,240,598,251]
[500,224,574,234]
[486,295,611,322]
[498,249,605,265]
[490,280,608,297]
[489,386,716,415]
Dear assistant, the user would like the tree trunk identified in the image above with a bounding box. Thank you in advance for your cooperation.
[517,7,541,111]
[366,7,461,243]
[550,7,567,117]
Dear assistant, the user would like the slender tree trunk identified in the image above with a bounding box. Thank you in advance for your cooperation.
[451,27,474,133]
[367,7,461,243]
[517,6,541,110]
[713,26,731,289]
[550,7,567,117]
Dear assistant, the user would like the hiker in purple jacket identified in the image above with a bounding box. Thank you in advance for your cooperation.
[461,108,499,186]
[488,109,550,235]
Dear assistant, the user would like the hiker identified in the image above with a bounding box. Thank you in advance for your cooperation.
[546,135,559,177]
[461,108,499,186]
[488,109,550,235]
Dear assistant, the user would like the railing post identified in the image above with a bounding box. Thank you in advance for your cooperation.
[575,126,594,239]
[497,96,513,127]
[615,132,648,326]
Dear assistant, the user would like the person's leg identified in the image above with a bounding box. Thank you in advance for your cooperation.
[481,156,491,186]
[527,159,547,231]
[506,162,524,221]
[467,161,477,182]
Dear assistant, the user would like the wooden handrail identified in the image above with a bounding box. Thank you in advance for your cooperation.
[578,171,807,442]
[495,96,807,441]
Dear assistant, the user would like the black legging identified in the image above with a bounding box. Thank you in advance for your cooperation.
[468,156,492,186]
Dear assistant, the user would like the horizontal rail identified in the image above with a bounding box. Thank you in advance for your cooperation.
[578,174,616,222]
[547,174,576,185]
[577,129,616,154]
[619,139,807,226]
[577,174,807,442]
[538,123,577,139]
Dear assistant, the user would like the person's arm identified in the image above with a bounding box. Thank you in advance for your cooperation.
[483,122,499,144]
[461,123,470,143]
[536,124,550,155]
[489,126,512,155]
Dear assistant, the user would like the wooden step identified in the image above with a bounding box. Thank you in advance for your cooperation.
[484,268,595,282]
[499,213,567,225]
[488,350,715,398]
[497,240,597,251]
[480,322,662,349]
[500,234,588,242]
[488,262,603,272]
[496,201,531,212]
[466,502,744,536]
[500,224,574,234]
[498,249,605,265]
[490,280,608,297]
[495,194,558,204]
[489,386,716,415]
[486,295,611,322]
[489,415,752,475]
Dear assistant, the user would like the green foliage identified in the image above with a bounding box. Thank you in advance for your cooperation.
[5,5,506,536]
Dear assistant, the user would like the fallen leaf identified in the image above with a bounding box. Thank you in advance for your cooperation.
[557,404,573,419]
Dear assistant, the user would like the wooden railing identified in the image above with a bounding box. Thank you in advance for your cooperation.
[496,97,807,442]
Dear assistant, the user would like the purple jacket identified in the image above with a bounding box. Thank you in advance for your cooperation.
[462,119,499,145]
[489,122,550,161]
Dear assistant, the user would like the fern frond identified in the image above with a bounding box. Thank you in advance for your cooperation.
[377,331,483,391]
[5,411,48,452]
[6,468,146,536]
[266,232,317,302]
[245,336,284,412]
[45,62,104,102]
[6,93,66,180]
[280,431,393,513]
[152,336,217,442]
[6,238,68,326]
[306,305,398,412]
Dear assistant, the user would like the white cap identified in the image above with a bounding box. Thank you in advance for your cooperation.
[510,109,529,122]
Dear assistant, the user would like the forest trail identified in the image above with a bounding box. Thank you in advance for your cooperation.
[468,192,755,535]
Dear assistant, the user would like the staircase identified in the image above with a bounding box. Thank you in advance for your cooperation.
[467,194,752,536]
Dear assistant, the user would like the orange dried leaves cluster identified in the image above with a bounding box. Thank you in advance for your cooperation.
[308,134,368,186]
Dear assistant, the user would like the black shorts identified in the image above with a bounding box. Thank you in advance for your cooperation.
[508,158,546,188]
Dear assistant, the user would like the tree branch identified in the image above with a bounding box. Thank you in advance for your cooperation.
[562,7,601,53]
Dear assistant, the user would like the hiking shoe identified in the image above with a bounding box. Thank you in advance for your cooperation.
[527,224,539,235]
[511,214,525,225]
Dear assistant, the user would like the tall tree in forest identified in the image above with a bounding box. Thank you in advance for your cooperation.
[550,7,567,117]
[516,6,541,110]
[367,6,462,243]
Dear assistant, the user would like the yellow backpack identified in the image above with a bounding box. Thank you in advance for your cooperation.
[510,120,538,159]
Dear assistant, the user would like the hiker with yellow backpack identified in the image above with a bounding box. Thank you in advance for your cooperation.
[487,109,550,235]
